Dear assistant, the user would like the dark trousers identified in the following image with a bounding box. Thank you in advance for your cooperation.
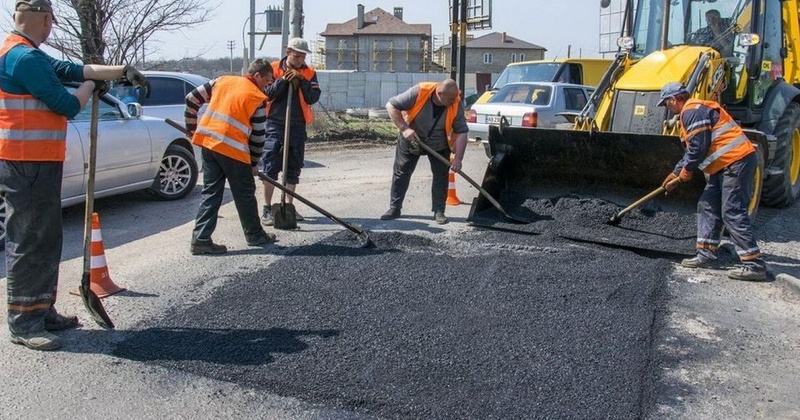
[0,161,63,334]
[389,138,451,213]
[193,148,262,242]
[696,152,764,268]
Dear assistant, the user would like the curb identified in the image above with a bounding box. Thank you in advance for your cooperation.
[775,273,800,297]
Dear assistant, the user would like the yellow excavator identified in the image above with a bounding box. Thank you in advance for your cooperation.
[470,0,800,253]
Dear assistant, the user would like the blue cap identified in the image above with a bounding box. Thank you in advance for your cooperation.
[657,82,688,106]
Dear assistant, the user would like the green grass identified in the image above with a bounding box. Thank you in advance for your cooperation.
[308,113,397,143]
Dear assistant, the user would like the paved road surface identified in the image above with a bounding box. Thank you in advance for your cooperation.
[1,141,798,419]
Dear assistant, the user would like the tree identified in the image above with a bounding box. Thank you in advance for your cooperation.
[47,0,218,65]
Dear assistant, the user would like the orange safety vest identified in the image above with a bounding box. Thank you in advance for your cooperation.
[192,75,267,164]
[0,34,68,162]
[269,61,316,124]
[404,82,461,148]
[679,99,754,175]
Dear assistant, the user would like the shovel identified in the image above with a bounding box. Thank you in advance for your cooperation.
[412,138,533,224]
[79,91,114,329]
[272,87,297,230]
[606,178,682,225]
[257,172,375,248]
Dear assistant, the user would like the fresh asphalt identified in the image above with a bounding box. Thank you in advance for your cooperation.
[114,228,672,419]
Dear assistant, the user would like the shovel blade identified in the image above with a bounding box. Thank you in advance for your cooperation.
[272,202,297,230]
[80,274,114,329]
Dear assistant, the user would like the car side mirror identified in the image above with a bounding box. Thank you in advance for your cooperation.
[127,102,142,118]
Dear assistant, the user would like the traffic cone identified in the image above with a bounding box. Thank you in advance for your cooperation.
[70,213,126,299]
[446,156,464,206]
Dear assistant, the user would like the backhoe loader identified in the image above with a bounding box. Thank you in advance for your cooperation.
[469,0,800,254]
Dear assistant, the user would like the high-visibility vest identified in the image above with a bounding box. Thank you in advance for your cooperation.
[404,82,461,148]
[680,99,755,174]
[0,34,68,162]
[192,75,266,164]
[269,61,316,124]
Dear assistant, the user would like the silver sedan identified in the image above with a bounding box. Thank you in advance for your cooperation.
[466,82,594,157]
[0,85,199,243]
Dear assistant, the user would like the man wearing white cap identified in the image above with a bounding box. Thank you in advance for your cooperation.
[0,0,150,350]
[259,37,321,226]
[657,81,766,281]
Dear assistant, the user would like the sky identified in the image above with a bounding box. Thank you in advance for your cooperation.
[1,0,604,62]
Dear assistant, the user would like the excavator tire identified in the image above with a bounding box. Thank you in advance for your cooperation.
[761,101,800,207]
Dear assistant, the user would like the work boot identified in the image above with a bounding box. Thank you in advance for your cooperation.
[261,206,274,227]
[727,265,767,281]
[380,208,401,220]
[434,210,448,225]
[45,311,79,331]
[246,230,277,246]
[190,239,227,255]
[680,256,718,269]
[9,330,62,351]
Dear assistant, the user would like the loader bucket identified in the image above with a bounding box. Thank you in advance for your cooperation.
[467,126,706,255]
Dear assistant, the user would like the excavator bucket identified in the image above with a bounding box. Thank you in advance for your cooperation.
[468,126,706,255]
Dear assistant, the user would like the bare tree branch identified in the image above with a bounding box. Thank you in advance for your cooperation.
[46,0,218,65]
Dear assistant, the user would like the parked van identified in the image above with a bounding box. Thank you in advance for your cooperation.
[474,58,613,105]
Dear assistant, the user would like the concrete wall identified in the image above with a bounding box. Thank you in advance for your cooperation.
[314,71,500,111]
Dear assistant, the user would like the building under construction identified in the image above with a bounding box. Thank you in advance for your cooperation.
[318,5,433,72]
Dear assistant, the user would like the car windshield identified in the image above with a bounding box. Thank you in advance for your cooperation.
[492,63,562,89]
[489,84,553,105]
[630,0,752,57]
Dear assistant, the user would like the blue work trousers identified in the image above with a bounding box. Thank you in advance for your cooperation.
[0,161,63,334]
[696,152,765,268]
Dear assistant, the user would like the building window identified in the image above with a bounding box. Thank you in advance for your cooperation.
[520,53,525,61]
[511,53,517,62]
[483,53,493,64]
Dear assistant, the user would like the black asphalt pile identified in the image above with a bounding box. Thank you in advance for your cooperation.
[471,192,696,255]
[114,230,670,419]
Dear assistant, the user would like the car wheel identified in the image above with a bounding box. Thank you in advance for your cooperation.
[148,145,198,200]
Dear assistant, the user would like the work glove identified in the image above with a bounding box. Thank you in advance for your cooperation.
[662,172,679,192]
[123,65,151,98]
[283,69,298,82]
[291,71,306,87]
[90,79,109,96]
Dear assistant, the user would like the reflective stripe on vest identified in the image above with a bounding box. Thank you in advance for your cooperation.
[0,33,68,161]
[192,75,266,164]
[267,61,316,124]
[404,82,461,148]
[679,99,754,174]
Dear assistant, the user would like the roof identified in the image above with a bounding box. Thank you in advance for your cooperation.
[320,7,431,37]
[441,32,545,50]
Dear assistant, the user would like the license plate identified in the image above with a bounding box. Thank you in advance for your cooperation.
[485,115,502,124]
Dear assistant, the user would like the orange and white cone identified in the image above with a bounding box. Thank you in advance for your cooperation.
[70,213,126,299]
[446,156,463,206]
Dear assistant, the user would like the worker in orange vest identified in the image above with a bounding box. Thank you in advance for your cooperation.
[381,79,469,224]
[259,38,321,226]
[658,81,767,281]
[185,59,277,254]
[0,0,149,351]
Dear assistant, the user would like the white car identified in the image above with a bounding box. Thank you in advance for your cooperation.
[0,84,200,243]
[466,82,594,157]
[110,71,210,124]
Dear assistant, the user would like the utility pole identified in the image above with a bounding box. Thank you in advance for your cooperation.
[449,0,459,81]
[227,40,236,73]
[249,0,256,62]
[289,0,303,38]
